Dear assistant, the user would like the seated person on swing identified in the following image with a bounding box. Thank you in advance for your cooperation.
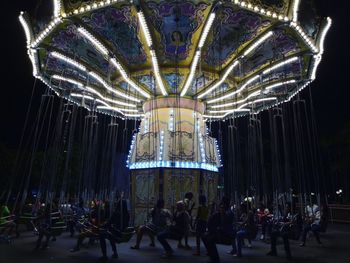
[98,199,130,261]
[157,201,190,258]
[266,204,293,260]
[202,197,235,263]
[131,199,171,249]
[70,201,105,252]
[0,203,16,238]
[300,202,322,247]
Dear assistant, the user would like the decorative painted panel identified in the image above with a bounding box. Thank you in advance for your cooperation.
[203,7,271,67]
[146,1,209,62]
[81,6,147,66]
[49,23,110,75]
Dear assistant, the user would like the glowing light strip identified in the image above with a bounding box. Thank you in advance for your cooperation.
[19,12,33,47]
[204,109,250,119]
[126,134,137,166]
[32,17,62,47]
[198,61,239,99]
[53,0,62,17]
[88,72,140,102]
[51,51,87,71]
[128,161,218,172]
[85,86,136,107]
[77,27,109,56]
[290,22,318,53]
[265,79,296,90]
[210,90,260,110]
[138,11,167,96]
[292,0,300,22]
[263,56,298,74]
[244,31,274,57]
[52,75,84,87]
[137,12,153,47]
[28,49,40,76]
[159,131,164,161]
[181,50,201,96]
[207,75,260,104]
[238,97,277,109]
[319,17,332,55]
[109,58,151,99]
[68,0,121,17]
[125,113,145,118]
[233,0,289,22]
[150,50,167,96]
[199,135,206,163]
[70,93,94,101]
[181,13,216,97]
[310,55,322,80]
[97,106,139,113]
[198,13,216,48]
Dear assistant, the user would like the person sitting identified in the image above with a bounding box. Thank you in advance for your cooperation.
[34,204,52,250]
[178,192,194,249]
[131,199,171,249]
[235,210,256,257]
[259,208,273,241]
[70,201,103,252]
[157,201,190,258]
[68,200,87,237]
[98,199,130,261]
[193,195,209,256]
[0,204,16,239]
[300,203,322,247]
[201,198,235,263]
[266,205,293,260]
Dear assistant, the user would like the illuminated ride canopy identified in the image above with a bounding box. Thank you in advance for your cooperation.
[20,0,331,173]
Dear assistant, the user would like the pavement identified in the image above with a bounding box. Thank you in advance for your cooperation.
[1,224,350,263]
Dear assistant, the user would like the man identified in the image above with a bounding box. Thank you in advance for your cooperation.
[300,203,322,246]
[157,201,190,258]
[202,199,235,263]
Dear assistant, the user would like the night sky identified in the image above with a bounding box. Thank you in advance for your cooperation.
[1,0,349,148]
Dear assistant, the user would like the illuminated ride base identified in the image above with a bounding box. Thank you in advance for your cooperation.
[20,0,331,224]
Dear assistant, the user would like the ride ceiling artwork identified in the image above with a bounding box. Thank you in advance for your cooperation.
[20,0,331,120]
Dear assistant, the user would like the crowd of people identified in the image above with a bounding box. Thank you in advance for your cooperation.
[0,193,328,262]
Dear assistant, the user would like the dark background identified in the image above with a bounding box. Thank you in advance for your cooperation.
[0,1,349,200]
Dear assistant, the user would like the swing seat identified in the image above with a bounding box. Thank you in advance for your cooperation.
[18,214,37,230]
[116,227,135,244]
[50,221,66,237]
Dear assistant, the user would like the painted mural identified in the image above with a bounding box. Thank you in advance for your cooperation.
[241,28,300,75]
[63,0,94,12]
[136,75,156,92]
[250,0,288,13]
[50,24,110,75]
[146,1,209,61]
[135,132,157,162]
[168,131,194,161]
[188,73,214,95]
[81,7,147,66]
[299,0,320,39]
[164,73,184,93]
[204,7,271,67]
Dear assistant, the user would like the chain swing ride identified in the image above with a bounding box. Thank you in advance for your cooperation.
[14,0,331,226]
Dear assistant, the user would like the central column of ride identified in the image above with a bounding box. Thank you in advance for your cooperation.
[128,98,221,225]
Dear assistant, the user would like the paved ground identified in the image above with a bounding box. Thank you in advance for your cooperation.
[1,224,349,263]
